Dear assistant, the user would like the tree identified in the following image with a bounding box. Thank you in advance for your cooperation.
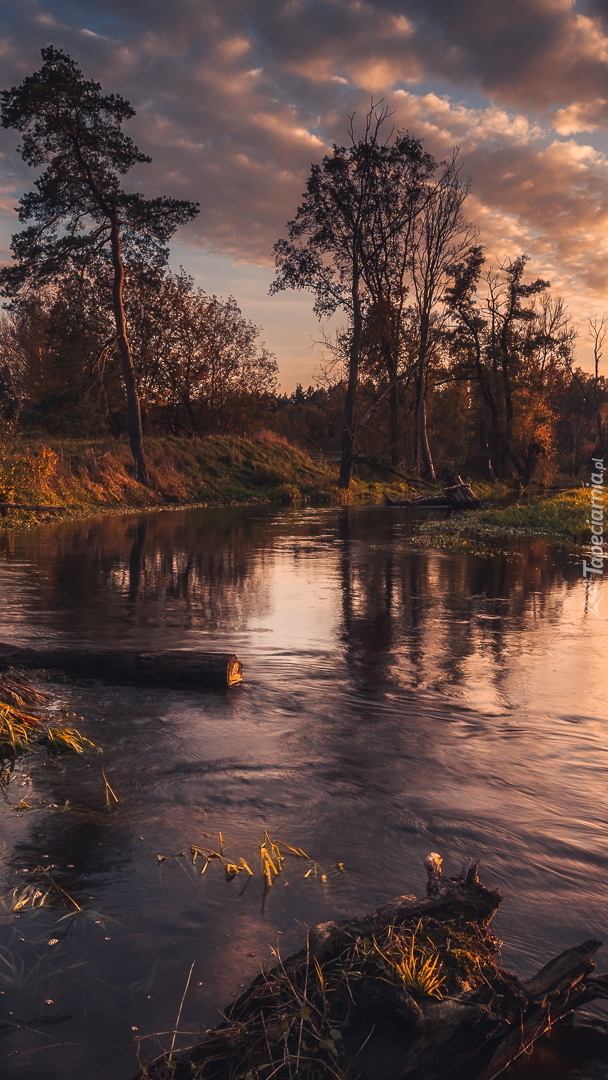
[271,107,436,487]
[124,269,277,434]
[0,280,116,435]
[446,253,573,484]
[0,47,199,483]
[0,311,26,423]
[409,155,474,479]
[563,315,606,460]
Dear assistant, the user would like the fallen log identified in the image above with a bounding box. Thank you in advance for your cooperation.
[138,853,607,1080]
[0,643,242,690]
[387,475,482,510]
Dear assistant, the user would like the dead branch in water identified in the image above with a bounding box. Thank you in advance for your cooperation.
[137,853,607,1080]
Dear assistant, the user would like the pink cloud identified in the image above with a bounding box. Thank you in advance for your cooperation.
[3,0,608,341]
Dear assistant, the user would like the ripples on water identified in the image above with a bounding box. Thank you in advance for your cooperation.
[0,504,606,1078]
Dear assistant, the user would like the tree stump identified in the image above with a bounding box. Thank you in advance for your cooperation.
[139,854,607,1080]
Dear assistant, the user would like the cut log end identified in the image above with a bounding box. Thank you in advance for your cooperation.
[226,657,243,686]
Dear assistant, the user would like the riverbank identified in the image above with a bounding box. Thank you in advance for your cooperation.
[0,433,411,528]
[0,437,590,541]
[417,487,588,546]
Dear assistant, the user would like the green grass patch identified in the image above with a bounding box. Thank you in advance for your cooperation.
[418,487,592,543]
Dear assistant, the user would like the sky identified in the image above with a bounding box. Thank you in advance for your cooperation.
[3,0,608,389]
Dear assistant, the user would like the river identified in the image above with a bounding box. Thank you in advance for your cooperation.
[0,504,607,1079]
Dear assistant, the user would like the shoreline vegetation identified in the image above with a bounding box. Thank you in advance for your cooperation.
[416,486,591,546]
[0,433,589,541]
[0,432,405,528]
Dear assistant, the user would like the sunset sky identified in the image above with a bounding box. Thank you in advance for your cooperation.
[3,0,608,388]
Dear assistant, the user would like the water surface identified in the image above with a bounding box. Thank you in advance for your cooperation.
[0,504,607,1078]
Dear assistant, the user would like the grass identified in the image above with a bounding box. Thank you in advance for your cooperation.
[2,432,591,541]
[417,486,592,545]
[0,669,96,759]
[157,830,313,901]
[139,915,497,1080]
[0,432,414,528]
[373,921,446,998]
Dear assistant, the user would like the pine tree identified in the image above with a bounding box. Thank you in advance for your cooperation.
[0,47,199,483]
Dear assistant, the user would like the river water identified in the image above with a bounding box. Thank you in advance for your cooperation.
[0,504,607,1079]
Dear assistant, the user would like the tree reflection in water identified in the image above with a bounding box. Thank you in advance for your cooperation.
[0,504,606,1080]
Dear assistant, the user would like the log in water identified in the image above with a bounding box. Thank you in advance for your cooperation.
[140,853,608,1080]
[0,642,242,689]
[386,476,482,510]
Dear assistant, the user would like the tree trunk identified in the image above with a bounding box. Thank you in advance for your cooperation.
[0,358,20,422]
[339,283,363,489]
[478,414,495,480]
[389,376,401,468]
[412,313,436,481]
[387,479,481,509]
[419,396,435,479]
[379,339,402,469]
[109,213,150,486]
[502,361,514,477]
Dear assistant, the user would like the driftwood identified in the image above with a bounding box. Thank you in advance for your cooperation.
[387,474,482,510]
[139,853,608,1080]
[0,643,242,690]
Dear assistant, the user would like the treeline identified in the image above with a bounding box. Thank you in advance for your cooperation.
[0,243,605,489]
[270,107,607,488]
[0,267,277,437]
[271,254,608,488]
[0,53,605,491]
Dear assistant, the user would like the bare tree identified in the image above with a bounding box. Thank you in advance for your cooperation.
[587,315,606,456]
[409,154,474,479]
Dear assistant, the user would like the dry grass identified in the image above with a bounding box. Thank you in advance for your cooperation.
[0,434,414,527]
[139,915,497,1080]
[0,669,96,759]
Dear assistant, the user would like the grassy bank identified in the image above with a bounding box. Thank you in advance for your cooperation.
[0,433,410,527]
[418,487,590,546]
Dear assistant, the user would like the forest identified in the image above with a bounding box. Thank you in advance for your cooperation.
[0,50,605,492]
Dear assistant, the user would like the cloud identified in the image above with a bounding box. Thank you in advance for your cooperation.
[3,0,608,336]
[388,88,608,300]
[553,98,608,134]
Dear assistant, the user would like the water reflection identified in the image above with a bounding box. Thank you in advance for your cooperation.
[0,506,279,646]
[0,504,606,1079]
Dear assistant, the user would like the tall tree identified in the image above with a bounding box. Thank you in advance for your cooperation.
[0,47,199,483]
[409,155,473,479]
[271,107,435,487]
[564,315,606,460]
